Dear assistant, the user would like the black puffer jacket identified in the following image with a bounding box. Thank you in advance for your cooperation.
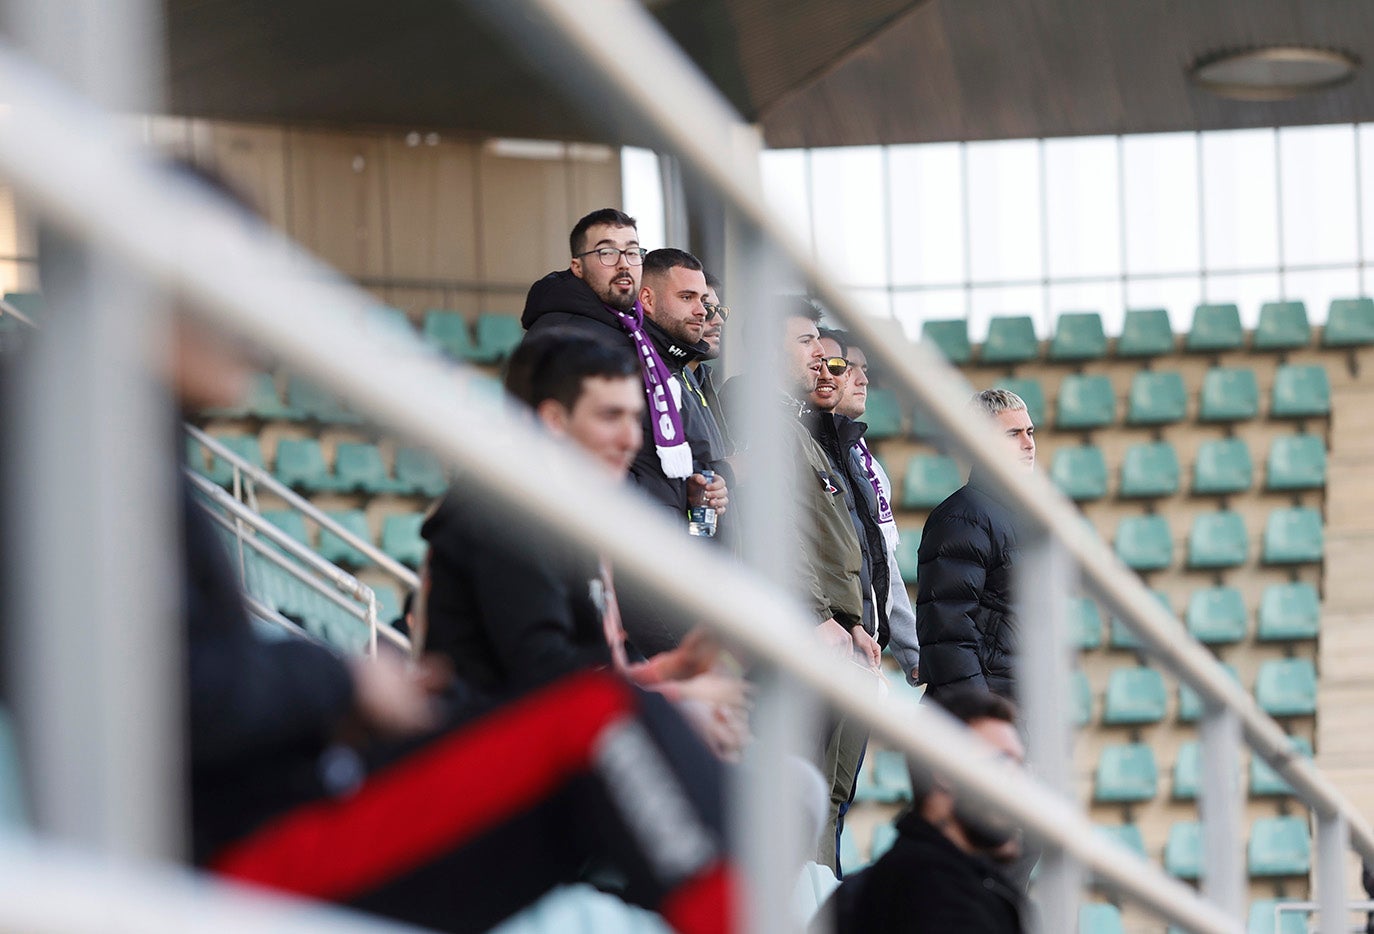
[914,472,1020,698]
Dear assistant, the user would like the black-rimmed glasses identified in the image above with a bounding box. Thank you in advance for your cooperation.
[574,247,648,266]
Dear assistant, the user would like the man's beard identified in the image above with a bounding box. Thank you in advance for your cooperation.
[601,288,637,312]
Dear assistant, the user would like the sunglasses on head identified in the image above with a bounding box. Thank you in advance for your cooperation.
[824,356,851,376]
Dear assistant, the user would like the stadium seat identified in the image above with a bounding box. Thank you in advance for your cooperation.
[421,310,479,360]
[1050,445,1107,501]
[185,436,209,476]
[286,375,363,424]
[1116,308,1175,358]
[1072,670,1093,726]
[1114,514,1172,571]
[870,822,899,861]
[1049,311,1107,361]
[382,513,428,568]
[1186,585,1247,644]
[1164,820,1202,879]
[364,306,413,338]
[1187,510,1248,569]
[333,442,402,494]
[1094,824,1146,859]
[394,446,448,497]
[1079,903,1125,934]
[1270,364,1331,419]
[1250,736,1314,797]
[894,532,921,585]
[1103,666,1167,725]
[1179,664,1240,723]
[1265,434,1326,491]
[855,749,912,804]
[1198,367,1259,422]
[1248,816,1311,877]
[1056,374,1116,430]
[900,455,963,509]
[244,372,296,420]
[1126,370,1187,426]
[273,438,337,492]
[1322,297,1374,347]
[862,388,903,439]
[1247,898,1308,934]
[1253,301,1311,350]
[318,510,373,568]
[1119,441,1180,499]
[261,509,310,551]
[921,318,972,364]
[1073,597,1103,649]
[472,313,524,364]
[1109,589,1169,650]
[1262,507,1323,565]
[372,581,403,625]
[1256,582,1320,642]
[2,291,45,324]
[1186,303,1244,352]
[994,377,1046,425]
[1192,437,1253,495]
[1254,658,1317,717]
[1094,743,1157,803]
[1172,742,1199,801]
[839,826,867,874]
[980,315,1039,364]
[208,434,266,487]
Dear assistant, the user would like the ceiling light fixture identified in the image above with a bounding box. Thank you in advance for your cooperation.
[1188,46,1359,101]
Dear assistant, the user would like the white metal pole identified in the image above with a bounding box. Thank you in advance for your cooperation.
[1198,705,1245,920]
[1316,814,1350,934]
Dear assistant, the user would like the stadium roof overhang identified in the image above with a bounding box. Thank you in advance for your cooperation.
[162,0,1374,147]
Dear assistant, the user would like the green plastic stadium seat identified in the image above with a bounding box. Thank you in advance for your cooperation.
[1179,664,1240,723]
[1254,658,1317,717]
[1050,311,1107,361]
[1249,816,1311,877]
[1265,434,1326,491]
[1172,742,1200,801]
[245,372,296,420]
[855,749,911,804]
[1094,743,1158,803]
[1072,670,1093,726]
[1186,586,1247,644]
[1193,437,1253,495]
[208,435,266,486]
[1126,371,1187,426]
[981,315,1039,364]
[1116,308,1175,358]
[1186,303,1244,352]
[1253,301,1311,350]
[1165,821,1202,879]
[1079,903,1125,934]
[1198,367,1259,422]
[364,306,413,338]
[1109,589,1169,650]
[333,442,401,494]
[1056,374,1116,430]
[870,822,899,861]
[373,581,403,625]
[895,532,921,585]
[1119,442,1180,499]
[901,455,963,509]
[1323,298,1374,347]
[472,314,524,364]
[839,826,866,874]
[1257,582,1320,642]
[1114,514,1172,571]
[1103,666,1167,725]
[318,510,373,568]
[1250,736,1314,797]
[1095,825,1145,859]
[1270,364,1331,419]
[185,436,209,476]
[382,513,428,568]
[1262,507,1323,565]
[1247,898,1308,934]
[273,438,337,492]
[421,310,478,360]
[1187,510,1248,569]
[286,375,363,424]
[261,509,310,550]
[395,446,447,497]
[994,377,1046,425]
[862,388,903,439]
[921,319,972,364]
[1050,445,1108,501]
[1073,598,1103,649]
[2,291,45,324]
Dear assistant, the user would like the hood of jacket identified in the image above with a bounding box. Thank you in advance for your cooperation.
[520,269,625,331]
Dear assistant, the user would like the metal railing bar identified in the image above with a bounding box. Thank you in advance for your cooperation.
[185,423,420,591]
[243,595,319,643]
[0,296,36,326]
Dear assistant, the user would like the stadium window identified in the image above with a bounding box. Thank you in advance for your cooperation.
[966,138,1044,284]
[809,146,890,288]
[760,148,814,258]
[1121,132,1200,277]
[1045,135,1121,281]
[892,288,968,342]
[1202,128,1280,273]
[888,142,966,288]
[1279,125,1358,269]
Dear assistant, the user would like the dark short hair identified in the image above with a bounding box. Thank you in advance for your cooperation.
[791,299,823,325]
[570,208,638,256]
[504,328,640,411]
[908,688,1018,806]
[817,327,849,356]
[643,247,704,282]
[704,272,723,297]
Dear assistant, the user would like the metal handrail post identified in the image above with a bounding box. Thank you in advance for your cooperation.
[1199,705,1245,920]
[1317,813,1351,934]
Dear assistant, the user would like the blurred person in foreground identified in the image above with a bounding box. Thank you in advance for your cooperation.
[814,689,1027,934]
[175,173,739,934]
[915,388,1033,703]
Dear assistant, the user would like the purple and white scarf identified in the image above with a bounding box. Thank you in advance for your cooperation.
[609,301,692,478]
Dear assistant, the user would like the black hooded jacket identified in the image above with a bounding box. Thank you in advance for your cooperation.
[914,471,1021,698]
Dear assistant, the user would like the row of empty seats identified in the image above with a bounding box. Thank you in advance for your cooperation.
[1094,735,1313,803]
[1114,507,1323,570]
[1079,659,1317,726]
[188,434,447,497]
[1073,585,1321,649]
[921,299,1374,366]
[1080,897,1308,934]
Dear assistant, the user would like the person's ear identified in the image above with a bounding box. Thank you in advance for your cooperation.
[536,398,571,437]
[639,284,654,313]
[570,257,585,280]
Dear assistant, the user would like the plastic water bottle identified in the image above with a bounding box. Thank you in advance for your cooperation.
[688,469,718,537]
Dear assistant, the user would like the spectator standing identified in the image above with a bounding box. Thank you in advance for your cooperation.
[685,272,734,454]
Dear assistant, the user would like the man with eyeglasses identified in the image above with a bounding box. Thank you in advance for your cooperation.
[685,272,734,455]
